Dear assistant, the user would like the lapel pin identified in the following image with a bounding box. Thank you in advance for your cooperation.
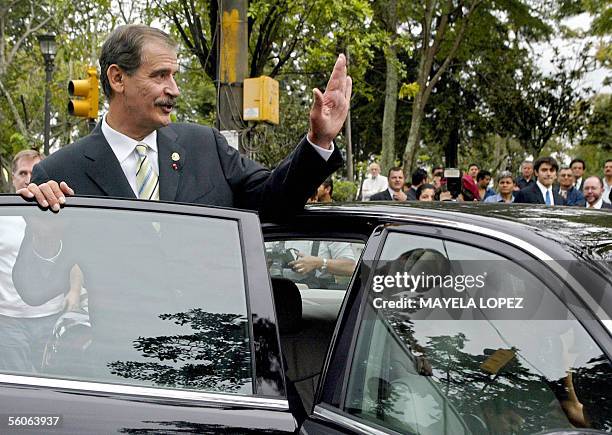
[171,152,181,171]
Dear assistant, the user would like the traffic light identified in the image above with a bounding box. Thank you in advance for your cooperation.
[68,67,98,119]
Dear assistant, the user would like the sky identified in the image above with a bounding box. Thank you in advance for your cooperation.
[534,13,610,94]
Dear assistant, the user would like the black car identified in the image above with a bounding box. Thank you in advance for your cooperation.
[0,196,610,434]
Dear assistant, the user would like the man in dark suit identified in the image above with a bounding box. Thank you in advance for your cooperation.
[514,156,565,206]
[18,25,349,219]
[570,158,586,192]
[556,167,586,207]
[583,176,612,210]
[405,168,428,201]
[371,167,407,201]
[515,160,535,190]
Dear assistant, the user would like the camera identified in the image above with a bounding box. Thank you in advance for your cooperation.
[444,168,461,199]
[266,246,298,268]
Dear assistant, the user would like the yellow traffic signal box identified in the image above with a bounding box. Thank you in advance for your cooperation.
[68,67,99,119]
[243,76,279,125]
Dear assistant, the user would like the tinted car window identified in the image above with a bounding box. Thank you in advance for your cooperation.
[2,207,252,394]
[344,232,612,434]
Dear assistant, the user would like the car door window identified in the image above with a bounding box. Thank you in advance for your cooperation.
[1,207,253,395]
[344,231,612,434]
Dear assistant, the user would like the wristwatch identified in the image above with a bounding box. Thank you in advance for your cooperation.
[320,258,328,272]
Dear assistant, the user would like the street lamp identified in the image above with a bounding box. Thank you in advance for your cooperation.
[37,33,57,156]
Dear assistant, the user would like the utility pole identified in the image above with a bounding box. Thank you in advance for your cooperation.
[216,0,248,152]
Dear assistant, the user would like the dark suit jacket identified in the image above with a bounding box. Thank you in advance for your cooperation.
[15,121,342,308]
[514,183,565,206]
[556,185,585,207]
[32,122,342,219]
[601,201,612,209]
[516,177,535,190]
[370,190,392,201]
[406,187,418,201]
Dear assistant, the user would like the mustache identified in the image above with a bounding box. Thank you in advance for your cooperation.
[155,97,177,106]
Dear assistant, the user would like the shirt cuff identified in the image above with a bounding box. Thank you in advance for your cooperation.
[306,135,334,162]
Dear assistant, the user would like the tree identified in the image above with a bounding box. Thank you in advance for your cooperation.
[400,0,483,176]
[375,0,399,174]
[483,52,591,158]
[108,309,252,391]
[571,93,612,171]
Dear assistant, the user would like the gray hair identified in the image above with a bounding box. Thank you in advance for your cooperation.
[496,170,515,184]
[12,149,43,173]
[99,24,177,99]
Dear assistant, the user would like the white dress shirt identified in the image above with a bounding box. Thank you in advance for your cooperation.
[0,217,64,317]
[101,115,334,198]
[536,181,555,205]
[586,198,604,209]
[102,116,159,198]
[604,178,611,204]
[575,177,583,191]
[361,175,388,200]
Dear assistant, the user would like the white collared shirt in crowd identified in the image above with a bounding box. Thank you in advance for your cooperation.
[361,175,388,200]
[586,198,604,209]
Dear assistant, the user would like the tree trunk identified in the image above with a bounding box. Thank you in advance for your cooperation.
[375,0,398,174]
[0,158,10,193]
[380,43,398,174]
[0,77,28,138]
[445,125,459,168]
[401,0,481,176]
[402,91,424,177]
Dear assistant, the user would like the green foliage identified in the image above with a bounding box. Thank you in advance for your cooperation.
[332,179,358,202]
[571,93,612,173]
[398,82,419,100]
[0,0,606,188]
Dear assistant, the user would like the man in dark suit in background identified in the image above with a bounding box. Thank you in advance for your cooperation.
[515,160,535,190]
[570,158,586,192]
[18,25,350,219]
[583,176,612,210]
[370,167,407,201]
[556,167,586,206]
[405,168,428,201]
[514,156,565,206]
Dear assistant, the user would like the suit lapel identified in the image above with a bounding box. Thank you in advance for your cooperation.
[83,124,135,198]
[533,185,545,204]
[157,126,184,202]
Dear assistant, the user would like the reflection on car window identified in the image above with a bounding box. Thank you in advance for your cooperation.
[265,239,361,291]
[2,208,252,395]
[344,232,612,434]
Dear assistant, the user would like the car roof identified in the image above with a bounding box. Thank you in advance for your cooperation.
[296,201,612,262]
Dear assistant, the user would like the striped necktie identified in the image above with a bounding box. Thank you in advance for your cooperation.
[135,143,159,201]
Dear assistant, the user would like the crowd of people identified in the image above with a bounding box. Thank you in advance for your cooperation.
[358,158,612,210]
